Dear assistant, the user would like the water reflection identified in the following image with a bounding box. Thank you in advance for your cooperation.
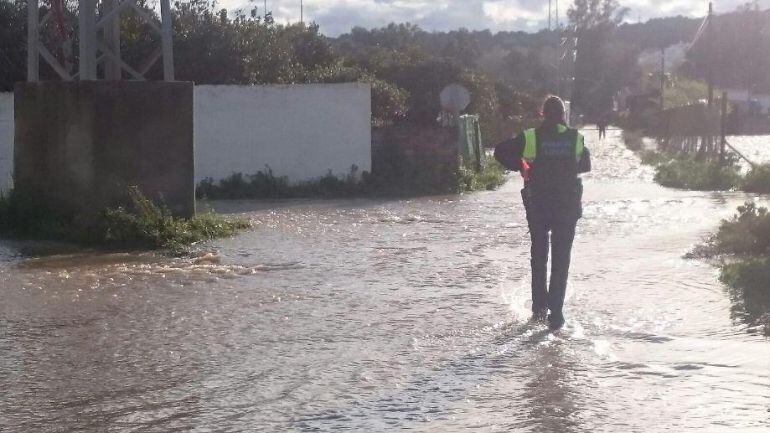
[520,340,581,433]
[726,280,770,333]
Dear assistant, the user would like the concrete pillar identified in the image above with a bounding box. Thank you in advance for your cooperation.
[160,0,175,81]
[27,0,39,82]
[78,0,97,80]
[105,0,122,80]
[14,81,195,218]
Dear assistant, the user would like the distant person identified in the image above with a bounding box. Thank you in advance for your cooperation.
[494,96,591,330]
[597,117,608,140]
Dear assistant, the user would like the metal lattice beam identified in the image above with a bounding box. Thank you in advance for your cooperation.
[27,0,175,82]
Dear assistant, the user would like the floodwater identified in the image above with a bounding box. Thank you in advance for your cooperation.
[729,135,770,167]
[1,130,769,432]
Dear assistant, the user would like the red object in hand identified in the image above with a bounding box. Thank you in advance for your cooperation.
[521,158,531,181]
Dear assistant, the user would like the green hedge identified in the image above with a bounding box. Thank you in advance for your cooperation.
[1,187,250,251]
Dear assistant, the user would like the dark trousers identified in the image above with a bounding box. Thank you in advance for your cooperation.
[528,217,577,319]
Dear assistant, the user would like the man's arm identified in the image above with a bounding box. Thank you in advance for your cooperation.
[494,133,526,171]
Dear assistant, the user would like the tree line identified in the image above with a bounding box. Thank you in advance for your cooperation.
[1,0,768,139]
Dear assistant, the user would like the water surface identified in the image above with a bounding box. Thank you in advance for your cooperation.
[1,129,769,432]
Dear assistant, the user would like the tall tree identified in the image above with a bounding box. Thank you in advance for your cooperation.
[0,0,26,91]
[568,0,628,117]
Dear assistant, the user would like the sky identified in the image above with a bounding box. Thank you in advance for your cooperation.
[223,0,770,36]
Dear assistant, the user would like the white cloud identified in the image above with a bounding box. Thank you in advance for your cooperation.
[223,0,770,35]
[482,1,548,24]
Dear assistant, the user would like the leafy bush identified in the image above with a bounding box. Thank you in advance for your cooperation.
[712,201,770,256]
[638,150,672,166]
[621,129,646,151]
[0,190,70,239]
[653,155,742,191]
[0,187,249,251]
[692,202,770,335]
[720,258,770,336]
[721,258,770,290]
[197,156,507,199]
[197,165,367,199]
[742,164,770,194]
[456,155,507,193]
[93,187,250,250]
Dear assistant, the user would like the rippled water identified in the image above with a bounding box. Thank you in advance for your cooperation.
[729,135,770,167]
[1,129,769,432]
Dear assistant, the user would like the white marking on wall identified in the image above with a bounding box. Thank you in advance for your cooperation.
[0,93,13,193]
[194,83,372,184]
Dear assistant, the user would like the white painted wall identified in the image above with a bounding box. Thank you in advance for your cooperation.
[0,84,372,192]
[0,93,13,193]
[194,83,371,184]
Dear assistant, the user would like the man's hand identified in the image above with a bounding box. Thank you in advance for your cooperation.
[521,158,531,182]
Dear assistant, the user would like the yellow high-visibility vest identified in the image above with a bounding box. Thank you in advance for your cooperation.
[522,125,584,162]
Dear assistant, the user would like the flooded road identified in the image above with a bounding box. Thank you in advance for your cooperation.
[1,129,769,432]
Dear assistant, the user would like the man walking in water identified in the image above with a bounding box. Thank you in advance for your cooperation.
[495,96,591,330]
[597,116,608,140]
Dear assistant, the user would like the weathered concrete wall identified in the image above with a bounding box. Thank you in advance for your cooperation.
[194,84,371,184]
[14,81,194,217]
[372,124,459,192]
[0,93,13,193]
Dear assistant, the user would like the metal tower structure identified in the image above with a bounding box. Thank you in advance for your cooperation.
[27,0,175,82]
[547,0,562,96]
[548,0,559,30]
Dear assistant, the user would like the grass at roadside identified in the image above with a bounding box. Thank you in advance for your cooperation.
[0,187,250,251]
[197,156,508,199]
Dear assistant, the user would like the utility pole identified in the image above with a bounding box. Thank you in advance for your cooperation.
[660,47,666,111]
[554,0,560,97]
[555,0,559,30]
[105,0,121,80]
[27,0,39,81]
[707,2,714,108]
[300,0,304,24]
[720,91,728,164]
[548,0,552,31]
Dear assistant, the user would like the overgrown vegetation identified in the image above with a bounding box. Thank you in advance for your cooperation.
[197,157,507,200]
[709,202,770,256]
[695,202,770,335]
[621,130,746,191]
[0,187,250,251]
[743,164,770,194]
[621,129,646,151]
[622,129,770,192]
[720,258,770,336]
[653,155,743,191]
[456,156,507,193]
[197,166,367,199]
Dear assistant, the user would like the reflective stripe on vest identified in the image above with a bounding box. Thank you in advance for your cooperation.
[522,125,583,161]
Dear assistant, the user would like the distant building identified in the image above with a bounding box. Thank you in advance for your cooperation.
[724,88,770,134]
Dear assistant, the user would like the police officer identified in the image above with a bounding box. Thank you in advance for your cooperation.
[495,96,591,330]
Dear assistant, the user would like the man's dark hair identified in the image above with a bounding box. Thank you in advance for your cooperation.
[542,95,566,123]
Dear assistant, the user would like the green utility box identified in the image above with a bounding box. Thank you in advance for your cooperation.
[457,114,483,170]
